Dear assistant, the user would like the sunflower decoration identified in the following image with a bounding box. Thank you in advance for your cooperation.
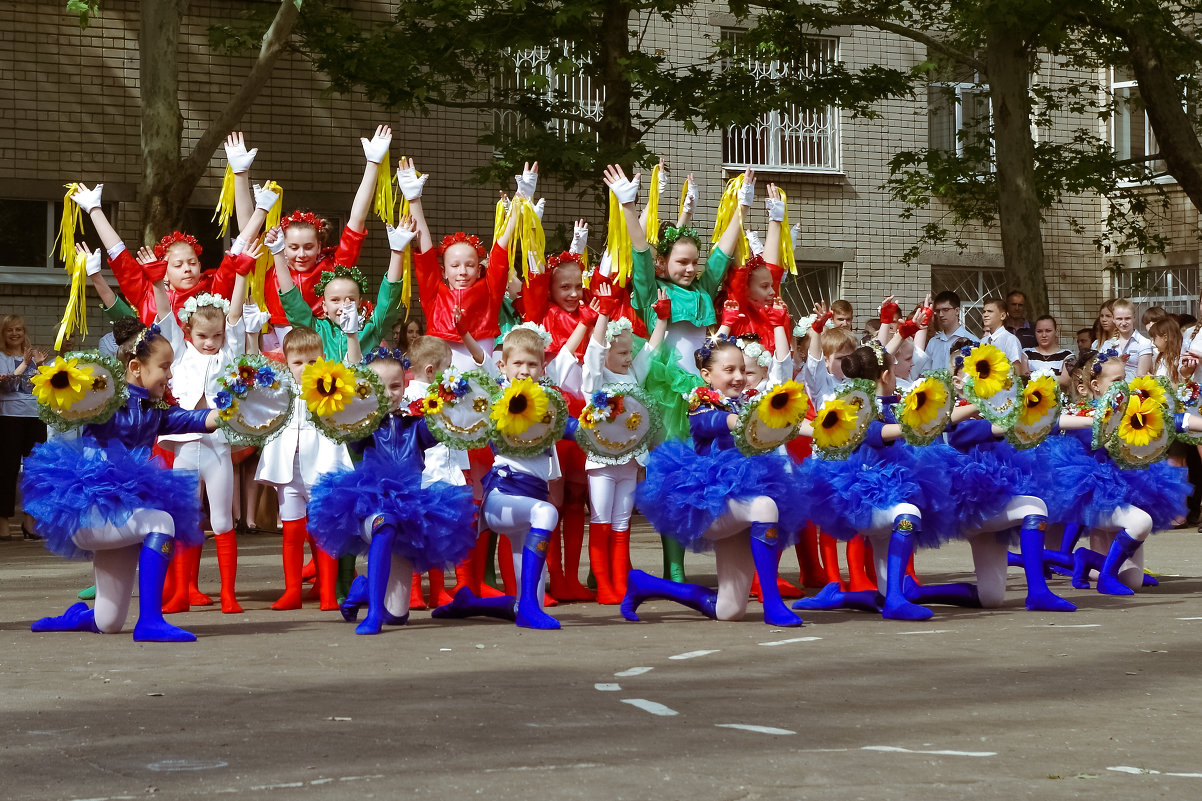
[897,373,953,446]
[962,343,1011,400]
[31,356,93,411]
[1129,375,1170,409]
[301,358,356,417]
[1019,374,1057,427]
[757,381,809,429]
[491,378,548,437]
[812,397,862,458]
[1117,395,1164,448]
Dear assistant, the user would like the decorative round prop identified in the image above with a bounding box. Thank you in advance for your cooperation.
[960,343,1019,427]
[1101,383,1173,468]
[213,354,294,446]
[733,380,809,456]
[32,350,127,431]
[1174,380,1202,446]
[575,383,661,464]
[1006,373,1063,450]
[422,368,500,450]
[897,371,954,446]
[811,378,875,460]
[1091,381,1127,452]
[489,378,568,458]
[301,359,388,445]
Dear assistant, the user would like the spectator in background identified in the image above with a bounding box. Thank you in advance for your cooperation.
[980,297,1028,376]
[0,314,47,540]
[1025,315,1074,390]
[389,317,424,356]
[830,299,854,329]
[927,290,977,371]
[1141,305,1168,335]
[1076,327,1094,352]
[1005,289,1037,349]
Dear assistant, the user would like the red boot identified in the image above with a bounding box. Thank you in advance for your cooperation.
[611,527,632,598]
[184,543,212,606]
[214,530,243,614]
[589,522,620,605]
[410,573,428,610]
[301,556,317,584]
[497,534,517,595]
[560,499,594,601]
[545,523,569,600]
[427,569,454,607]
[315,547,339,611]
[476,532,506,597]
[798,524,827,588]
[906,553,922,586]
[846,536,876,592]
[271,518,306,610]
[161,548,191,614]
[818,530,844,587]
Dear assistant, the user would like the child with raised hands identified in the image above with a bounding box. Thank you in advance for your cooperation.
[720,184,792,347]
[603,163,752,375]
[800,301,859,403]
[70,182,277,324]
[227,127,393,328]
[24,319,222,642]
[268,216,413,363]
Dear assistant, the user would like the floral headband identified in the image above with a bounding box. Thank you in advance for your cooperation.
[954,344,972,372]
[743,254,767,271]
[655,225,700,257]
[546,251,583,271]
[134,323,162,357]
[793,315,816,337]
[313,264,367,296]
[695,332,739,363]
[1092,348,1120,375]
[154,232,202,260]
[438,232,486,260]
[868,339,886,367]
[178,293,230,326]
[280,210,325,231]
[742,341,773,368]
[362,346,411,370]
[509,321,553,350]
[605,317,633,343]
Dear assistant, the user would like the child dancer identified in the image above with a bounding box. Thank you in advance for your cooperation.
[720,185,792,346]
[24,319,220,641]
[623,336,806,626]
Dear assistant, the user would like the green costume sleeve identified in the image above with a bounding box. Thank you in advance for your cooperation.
[100,294,137,322]
[360,279,402,353]
[641,339,703,442]
[698,245,732,298]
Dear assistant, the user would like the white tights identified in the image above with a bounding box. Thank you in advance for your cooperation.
[483,491,559,609]
[1088,505,1153,590]
[961,496,1049,608]
[702,496,778,622]
[169,436,235,533]
[73,509,176,634]
[275,472,310,522]
[358,516,417,618]
[588,462,638,531]
[866,503,922,594]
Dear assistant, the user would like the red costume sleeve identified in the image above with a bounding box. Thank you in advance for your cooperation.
[523,271,549,323]
[332,225,367,267]
[108,247,156,324]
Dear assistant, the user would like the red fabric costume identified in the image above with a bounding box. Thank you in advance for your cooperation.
[724,259,792,346]
[414,243,510,342]
[263,225,368,326]
[109,247,237,326]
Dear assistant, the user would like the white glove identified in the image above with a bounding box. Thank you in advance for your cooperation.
[515,166,538,197]
[71,184,103,214]
[533,198,546,221]
[597,249,614,278]
[253,183,279,211]
[396,164,427,201]
[737,179,755,208]
[361,130,392,164]
[338,303,361,335]
[84,248,102,277]
[765,196,786,223]
[746,230,764,257]
[790,223,802,252]
[682,180,697,215]
[243,303,264,321]
[608,175,640,205]
[224,140,257,173]
[658,165,669,194]
[230,237,246,256]
[569,223,588,255]
[267,232,286,255]
[386,224,417,253]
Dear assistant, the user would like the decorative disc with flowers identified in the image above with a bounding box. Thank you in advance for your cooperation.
[491,377,549,437]
[654,224,700,257]
[812,397,859,454]
[31,350,126,432]
[153,231,202,260]
[178,294,231,327]
[580,389,632,430]
[438,231,486,260]
[31,355,95,412]
[1128,375,1171,409]
[1175,380,1202,446]
[415,366,473,417]
[313,264,367,297]
[214,355,282,420]
[1019,374,1058,427]
[961,343,1011,399]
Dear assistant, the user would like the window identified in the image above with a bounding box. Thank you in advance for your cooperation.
[931,265,1006,337]
[928,77,992,172]
[1115,264,1198,319]
[494,43,605,142]
[780,263,842,320]
[721,31,840,172]
[1111,67,1167,178]
[0,199,116,279]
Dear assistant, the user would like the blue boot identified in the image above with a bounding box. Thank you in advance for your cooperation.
[1020,515,1076,611]
[340,575,368,622]
[902,575,980,607]
[431,586,517,621]
[620,569,717,622]
[1142,573,1159,587]
[749,523,803,627]
[31,601,100,633]
[792,581,882,613]
[515,528,559,630]
[132,533,196,643]
[881,515,933,621]
[1071,547,1103,589]
[1059,522,1082,556]
[356,522,396,635]
[1096,530,1142,596]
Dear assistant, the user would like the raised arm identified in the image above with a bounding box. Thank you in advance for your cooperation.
[71,184,122,253]
[601,164,646,252]
[497,161,537,252]
[639,158,667,234]
[350,125,393,233]
[648,289,671,350]
[266,227,295,296]
[763,184,784,266]
[808,300,832,362]
[396,156,432,252]
[676,174,695,228]
[715,168,754,258]
[224,132,257,232]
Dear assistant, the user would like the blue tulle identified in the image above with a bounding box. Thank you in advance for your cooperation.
[636,441,805,552]
[914,442,1029,542]
[307,447,476,572]
[1044,435,1189,531]
[20,436,202,560]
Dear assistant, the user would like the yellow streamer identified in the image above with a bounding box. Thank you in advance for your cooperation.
[212,165,236,237]
[55,183,81,267]
[605,191,633,287]
[711,174,748,264]
[514,197,546,282]
[778,188,796,275]
[372,149,395,226]
[645,163,662,247]
[54,248,88,351]
[678,177,689,221]
[398,194,413,319]
[251,180,283,312]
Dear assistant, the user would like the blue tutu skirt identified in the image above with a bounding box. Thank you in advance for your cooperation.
[20,436,202,560]
[635,441,805,552]
[1044,436,1189,531]
[914,442,1030,543]
[796,442,943,548]
[307,447,476,572]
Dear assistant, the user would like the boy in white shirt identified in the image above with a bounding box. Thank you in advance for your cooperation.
[980,298,1028,376]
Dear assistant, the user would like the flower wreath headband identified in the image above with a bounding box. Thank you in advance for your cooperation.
[280,210,326,232]
[154,232,202,260]
[178,293,231,326]
[133,323,162,357]
[509,321,553,350]
[695,332,740,362]
[868,338,886,367]
[1092,348,1120,375]
[654,225,700,257]
[742,341,773,368]
[313,264,367,296]
[546,251,583,271]
[438,232,486,260]
[605,317,633,343]
[362,346,411,371]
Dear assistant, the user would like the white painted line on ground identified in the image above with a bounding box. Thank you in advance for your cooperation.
[614,666,654,677]
[863,745,996,757]
[621,698,678,716]
[483,763,603,773]
[210,774,385,794]
[1109,766,1202,777]
[594,683,621,692]
[715,723,796,735]
[669,649,720,660]
[1176,617,1202,621]
[1024,623,1101,628]
[893,630,956,636]
[146,759,228,772]
[758,636,823,646]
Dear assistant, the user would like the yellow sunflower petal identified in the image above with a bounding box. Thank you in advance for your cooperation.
[492,378,548,436]
[813,398,857,450]
[965,343,1011,399]
[1129,375,1167,407]
[31,356,94,411]
[900,377,946,430]
[1019,374,1057,427]
[301,358,357,417]
[1118,395,1163,448]
[758,381,808,428]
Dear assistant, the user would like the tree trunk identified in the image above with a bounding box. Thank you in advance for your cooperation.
[596,0,636,167]
[140,0,186,243]
[984,22,1049,316]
